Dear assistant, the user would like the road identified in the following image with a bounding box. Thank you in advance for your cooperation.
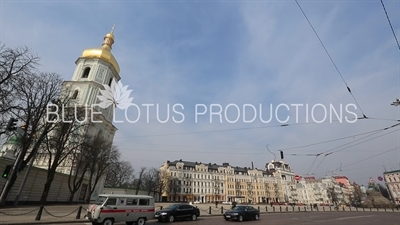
[46,212,400,225]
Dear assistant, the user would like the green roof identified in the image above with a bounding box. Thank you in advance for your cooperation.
[6,135,22,145]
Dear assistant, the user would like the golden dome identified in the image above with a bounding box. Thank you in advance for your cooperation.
[81,26,120,74]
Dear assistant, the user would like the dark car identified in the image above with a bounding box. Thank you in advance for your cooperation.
[223,205,260,222]
[154,203,200,222]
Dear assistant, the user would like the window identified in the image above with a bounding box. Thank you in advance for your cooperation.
[105,198,117,206]
[127,198,138,205]
[82,67,90,78]
[118,198,126,205]
[108,78,113,86]
[179,205,192,210]
[139,199,149,205]
[71,90,78,99]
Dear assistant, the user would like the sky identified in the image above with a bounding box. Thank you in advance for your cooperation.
[1,0,399,186]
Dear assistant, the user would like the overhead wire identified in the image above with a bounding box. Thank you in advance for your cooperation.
[120,128,399,158]
[294,0,367,119]
[280,124,397,152]
[302,122,400,173]
[326,146,400,173]
[115,122,400,156]
[380,0,400,50]
[320,124,400,155]
[113,116,395,139]
[310,127,400,174]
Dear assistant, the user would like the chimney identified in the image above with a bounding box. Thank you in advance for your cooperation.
[251,161,254,169]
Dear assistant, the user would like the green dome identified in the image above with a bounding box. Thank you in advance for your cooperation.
[6,135,22,145]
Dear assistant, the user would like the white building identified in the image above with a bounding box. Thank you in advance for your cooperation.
[160,159,288,204]
[285,176,344,205]
[384,169,400,205]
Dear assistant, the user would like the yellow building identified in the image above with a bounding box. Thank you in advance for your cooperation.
[159,159,286,203]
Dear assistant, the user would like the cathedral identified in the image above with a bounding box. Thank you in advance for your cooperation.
[0,27,120,199]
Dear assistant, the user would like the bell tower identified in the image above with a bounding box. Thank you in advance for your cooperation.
[63,27,119,137]
[61,27,120,199]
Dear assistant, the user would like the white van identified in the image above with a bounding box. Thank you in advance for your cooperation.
[86,194,155,225]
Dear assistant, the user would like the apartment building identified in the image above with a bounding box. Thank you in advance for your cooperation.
[334,176,352,204]
[383,169,400,205]
[160,159,288,203]
[285,176,344,205]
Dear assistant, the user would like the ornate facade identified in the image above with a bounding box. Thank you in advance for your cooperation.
[384,169,400,205]
[159,159,289,203]
[285,176,345,205]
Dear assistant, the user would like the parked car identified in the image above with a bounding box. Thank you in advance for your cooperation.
[154,203,200,222]
[86,194,155,225]
[223,205,260,222]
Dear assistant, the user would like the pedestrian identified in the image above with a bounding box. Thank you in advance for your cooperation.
[215,201,218,208]
[231,201,237,209]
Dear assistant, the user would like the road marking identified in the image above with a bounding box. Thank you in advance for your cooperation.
[334,215,375,220]
[312,215,375,223]
[290,214,376,224]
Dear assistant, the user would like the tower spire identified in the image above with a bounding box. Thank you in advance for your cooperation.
[111,24,115,34]
[102,26,115,49]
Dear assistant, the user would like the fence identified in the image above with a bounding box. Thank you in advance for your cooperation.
[0,204,399,223]
[0,205,85,222]
[158,204,400,215]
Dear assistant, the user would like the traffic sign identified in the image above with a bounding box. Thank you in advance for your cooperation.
[295,175,300,181]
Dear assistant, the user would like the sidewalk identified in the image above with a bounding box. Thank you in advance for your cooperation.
[1,203,399,225]
[0,205,85,225]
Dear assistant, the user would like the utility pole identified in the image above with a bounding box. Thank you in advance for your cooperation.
[14,148,38,206]
[0,121,26,206]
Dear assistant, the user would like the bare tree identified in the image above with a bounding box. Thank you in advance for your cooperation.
[0,43,39,129]
[141,168,160,196]
[85,137,119,203]
[168,177,181,202]
[327,186,339,206]
[351,182,364,207]
[105,161,134,188]
[0,72,63,206]
[212,177,220,203]
[156,169,170,202]
[265,183,271,203]
[67,141,91,203]
[0,43,38,86]
[38,105,87,204]
[134,167,147,195]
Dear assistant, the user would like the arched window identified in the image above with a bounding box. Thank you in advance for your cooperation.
[71,90,79,99]
[82,67,90,78]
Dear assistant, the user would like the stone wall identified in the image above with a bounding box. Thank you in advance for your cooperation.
[0,157,89,204]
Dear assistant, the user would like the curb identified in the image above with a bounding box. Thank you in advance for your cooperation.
[2,210,399,224]
[0,221,85,225]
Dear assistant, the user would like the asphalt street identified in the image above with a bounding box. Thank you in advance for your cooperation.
[45,212,400,225]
